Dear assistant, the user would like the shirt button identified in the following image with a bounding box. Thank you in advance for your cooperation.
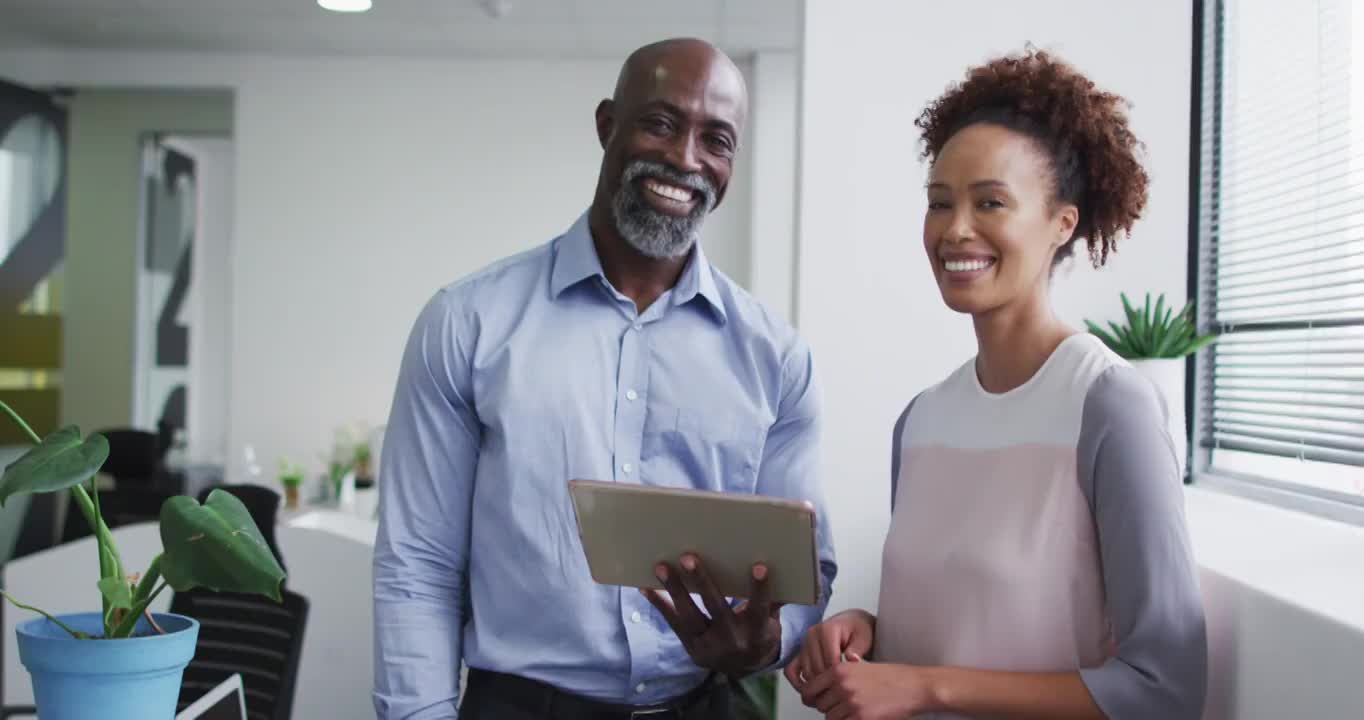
[622,463,634,474]
[636,682,647,694]
[626,389,639,401]
[631,611,642,623]
[632,323,643,332]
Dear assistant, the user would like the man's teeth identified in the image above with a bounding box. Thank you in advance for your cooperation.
[943,258,996,272]
[645,179,694,203]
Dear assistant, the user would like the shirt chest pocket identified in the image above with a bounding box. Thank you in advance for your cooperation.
[640,405,768,492]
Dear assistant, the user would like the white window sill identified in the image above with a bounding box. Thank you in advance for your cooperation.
[1185,484,1364,633]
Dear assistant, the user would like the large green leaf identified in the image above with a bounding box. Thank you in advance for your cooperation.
[0,427,108,507]
[159,490,285,602]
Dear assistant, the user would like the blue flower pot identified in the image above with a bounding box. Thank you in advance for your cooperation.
[16,612,199,720]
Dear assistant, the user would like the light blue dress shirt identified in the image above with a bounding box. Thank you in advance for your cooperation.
[372,212,837,719]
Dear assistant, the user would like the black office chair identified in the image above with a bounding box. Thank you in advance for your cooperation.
[171,589,309,720]
[95,429,165,488]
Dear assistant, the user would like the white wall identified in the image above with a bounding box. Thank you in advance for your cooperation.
[747,51,799,321]
[1189,487,1364,719]
[0,50,757,482]
[792,0,1192,717]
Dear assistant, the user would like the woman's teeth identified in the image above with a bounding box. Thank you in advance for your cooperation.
[943,258,996,272]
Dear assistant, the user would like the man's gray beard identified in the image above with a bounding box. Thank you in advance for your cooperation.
[611,160,717,259]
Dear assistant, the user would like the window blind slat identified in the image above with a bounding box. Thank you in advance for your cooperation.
[1216,387,1364,398]
[1211,373,1358,384]
[1217,286,1364,313]
[1214,233,1364,271]
[1201,147,1363,201]
[1214,195,1364,243]
[1218,402,1364,419]
[1203,437,1364,467]
[1216,307,1364,325]
[1219,275,1364,302]
[1216,411,1364,433]
[1215,248,1364,282]
[1212,424,1364,454]
[1212,393,1364,413]
[1211,178,1364,230]
[1220,111,1356,167]
[1222,111,1354,159]
[1215,211,1363,252]
[1216,345,1364,357]
[1217,357,1364,369]
[1215,403,1364,422]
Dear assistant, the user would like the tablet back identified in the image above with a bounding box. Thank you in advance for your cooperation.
[567,479,821,606]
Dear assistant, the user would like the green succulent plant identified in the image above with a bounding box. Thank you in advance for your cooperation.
[1086,292,1218,360]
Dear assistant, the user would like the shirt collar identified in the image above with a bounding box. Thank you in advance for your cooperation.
[550,211,728,325]
[549,212,604,298]
[670,240,727,325]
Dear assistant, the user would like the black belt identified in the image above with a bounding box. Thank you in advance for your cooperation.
[465,668,716,720]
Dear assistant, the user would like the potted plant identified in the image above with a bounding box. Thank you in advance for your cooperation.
[0,400,285,720]
[278,459,305,510]
[352,442,373,489]
[326,458,354,503]
[1085,292,1218,476]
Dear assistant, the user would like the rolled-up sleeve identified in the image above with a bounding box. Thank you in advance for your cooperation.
[1077,366,1208,719]
[373,290,482,720]
[755,338,837,667]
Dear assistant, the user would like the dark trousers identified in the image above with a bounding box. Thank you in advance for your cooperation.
[459,669,737,720]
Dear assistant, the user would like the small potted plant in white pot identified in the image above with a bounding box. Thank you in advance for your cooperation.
[0,400,285,719]
[1086,292,1218,476]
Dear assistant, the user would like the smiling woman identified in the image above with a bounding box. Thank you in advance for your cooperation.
[786,48,1206,720]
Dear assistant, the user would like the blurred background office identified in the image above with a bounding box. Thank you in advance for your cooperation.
[1,1,1361,719]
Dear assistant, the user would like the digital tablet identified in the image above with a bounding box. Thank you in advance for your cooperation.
[567,479,821,606]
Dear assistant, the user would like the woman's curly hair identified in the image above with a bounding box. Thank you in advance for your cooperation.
[916,48,1148,267]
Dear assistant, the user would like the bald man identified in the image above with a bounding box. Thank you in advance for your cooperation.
[373,38,837,720]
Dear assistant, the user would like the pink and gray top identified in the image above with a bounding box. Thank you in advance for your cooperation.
[875,334,1207,719]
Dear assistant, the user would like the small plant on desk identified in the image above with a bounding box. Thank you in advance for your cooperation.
[278,459,306,510]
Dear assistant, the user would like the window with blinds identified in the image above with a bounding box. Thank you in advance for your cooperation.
[1192,0,1364,502]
